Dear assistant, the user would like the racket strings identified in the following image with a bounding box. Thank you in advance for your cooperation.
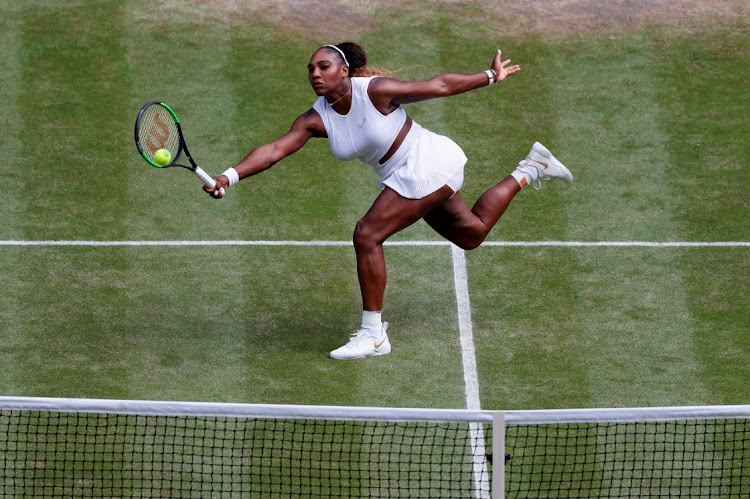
[137,105,181,164]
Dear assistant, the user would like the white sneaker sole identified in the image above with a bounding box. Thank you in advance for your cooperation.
[330,342,391,360]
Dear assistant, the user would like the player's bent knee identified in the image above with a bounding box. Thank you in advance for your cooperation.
[353,219,380,251]
[446,224,486,251]
[456,238,483,251]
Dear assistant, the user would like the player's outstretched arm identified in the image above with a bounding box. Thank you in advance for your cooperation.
[205,109,325,197]
[369,50,520,110]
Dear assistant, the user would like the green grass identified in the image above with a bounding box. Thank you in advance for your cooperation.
[0,245,466,407]
[0,0,747,409]
[471,247,750,410]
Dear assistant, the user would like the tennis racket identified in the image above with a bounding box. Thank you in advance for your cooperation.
[134,101,223,195]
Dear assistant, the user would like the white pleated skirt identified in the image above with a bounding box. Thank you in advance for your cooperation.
[376,122,467,199]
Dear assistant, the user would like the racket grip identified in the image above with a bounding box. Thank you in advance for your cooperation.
[193,166,216,189]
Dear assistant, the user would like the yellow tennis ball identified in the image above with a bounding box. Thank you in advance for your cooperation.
[154,148,171,166]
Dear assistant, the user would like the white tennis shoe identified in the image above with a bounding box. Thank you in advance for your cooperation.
[516,142,573,189]
[330,323,391,360]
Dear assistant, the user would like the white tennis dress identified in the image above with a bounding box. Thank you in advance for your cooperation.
[312,76,467,199]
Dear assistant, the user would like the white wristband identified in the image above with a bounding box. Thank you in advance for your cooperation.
[222,167,240,187]
[485,69,495,86]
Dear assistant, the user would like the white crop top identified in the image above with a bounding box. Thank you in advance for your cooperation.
[312,77,408,174]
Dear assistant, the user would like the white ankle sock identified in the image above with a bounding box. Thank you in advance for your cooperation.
[510,169,532,188]
[361,310,382,331]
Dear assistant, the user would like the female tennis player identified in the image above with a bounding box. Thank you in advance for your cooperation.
[207,42,572,360]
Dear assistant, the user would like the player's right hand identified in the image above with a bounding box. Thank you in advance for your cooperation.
[204,175,229,199]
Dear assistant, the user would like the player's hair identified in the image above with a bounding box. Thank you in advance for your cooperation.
[326,42,396,77]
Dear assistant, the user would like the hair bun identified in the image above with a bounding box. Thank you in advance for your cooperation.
[338,42,367,75]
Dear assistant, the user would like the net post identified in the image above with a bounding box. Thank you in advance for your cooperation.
[492,411,505,499]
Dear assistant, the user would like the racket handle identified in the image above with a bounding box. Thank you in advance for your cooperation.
[193,166,216,189]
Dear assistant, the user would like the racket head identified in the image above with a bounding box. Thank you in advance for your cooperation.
[134,101,183,168]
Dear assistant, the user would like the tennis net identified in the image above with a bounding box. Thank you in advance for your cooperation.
[0,397,748,497]
[0,397,491,497]
[501,405,750,498]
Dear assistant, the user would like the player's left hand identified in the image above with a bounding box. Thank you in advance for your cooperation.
[491,49,521,82]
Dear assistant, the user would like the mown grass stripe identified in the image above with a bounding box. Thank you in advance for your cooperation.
[0,3,23,241]
[16,2,133,241]
[0,2,24,397]
[653,25,750,242]
[548,33,714,410]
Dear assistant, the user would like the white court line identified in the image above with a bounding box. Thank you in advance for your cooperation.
[451,245,489,498]
[482,241,750,247]
[0,240,748,247]
[451,245,481,410]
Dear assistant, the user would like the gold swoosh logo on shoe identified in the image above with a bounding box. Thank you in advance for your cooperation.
[374,339,386,349]
[539,161,549,169]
